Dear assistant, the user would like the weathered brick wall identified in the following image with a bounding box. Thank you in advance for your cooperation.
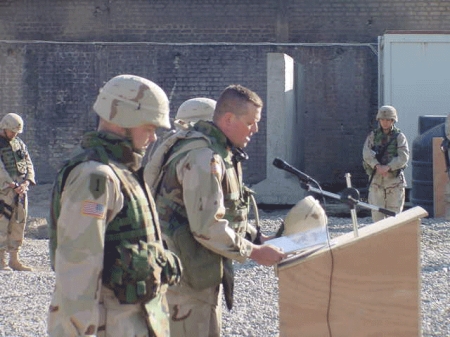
[0,0,444,190]
[0,42,376,189]
[290,46,378,189]
[0,42,271,184]
[1,1,449,43]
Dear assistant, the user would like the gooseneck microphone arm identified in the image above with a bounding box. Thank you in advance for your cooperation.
[272,157,396,217]
[272,158,315,185]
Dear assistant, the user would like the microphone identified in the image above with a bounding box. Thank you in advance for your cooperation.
[272,158,313,184]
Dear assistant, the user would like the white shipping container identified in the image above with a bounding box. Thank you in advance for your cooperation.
[379,32,450,186]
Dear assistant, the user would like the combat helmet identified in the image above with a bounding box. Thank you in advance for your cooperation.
[376,105,398,122]
[0,113,24,133]
[282,196,327,236]
[93,74,171,129]
[174,97,216,129]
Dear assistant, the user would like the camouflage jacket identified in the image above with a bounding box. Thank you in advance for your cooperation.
[0,135,35,187]
[48,131,181,337]
[144,121,256,291]
[362,126,409,186]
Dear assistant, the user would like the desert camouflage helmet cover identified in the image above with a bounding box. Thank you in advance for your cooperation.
[283,196,327,236]
[376,105,398,122]
[174,97,216,128]
[0,113,24,133]
[93,74,171,129]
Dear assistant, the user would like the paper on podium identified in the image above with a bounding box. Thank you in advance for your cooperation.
[267,226,328,256]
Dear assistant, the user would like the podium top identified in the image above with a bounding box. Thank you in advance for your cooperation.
[276,206,428,272]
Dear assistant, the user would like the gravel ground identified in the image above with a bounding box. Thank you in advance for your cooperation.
[0,184,448,337]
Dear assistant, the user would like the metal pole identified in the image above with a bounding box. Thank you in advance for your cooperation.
[345,173,359,237]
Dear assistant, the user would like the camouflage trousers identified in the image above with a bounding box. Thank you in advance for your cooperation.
[368,181,405,222]
[48,286,169,337]
[167,284,222,337]
[0,188,27,251]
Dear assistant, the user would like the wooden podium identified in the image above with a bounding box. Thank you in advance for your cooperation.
[277,206,428,337]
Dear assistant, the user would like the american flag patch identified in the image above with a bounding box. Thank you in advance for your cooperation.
[81,200,106,219]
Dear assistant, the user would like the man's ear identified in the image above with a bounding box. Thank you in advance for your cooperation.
[223,111,235,126]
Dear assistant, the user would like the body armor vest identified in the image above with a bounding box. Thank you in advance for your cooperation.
[0,136,29,178]
[373,126,401,170]
[156,122,248,238]
[49,132,181,304]
[153,122,249,292]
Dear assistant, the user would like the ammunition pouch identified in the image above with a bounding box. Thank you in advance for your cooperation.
[104,239,182,305]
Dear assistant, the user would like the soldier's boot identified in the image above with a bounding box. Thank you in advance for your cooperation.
[0,250,12,271]
[8,250,32,271]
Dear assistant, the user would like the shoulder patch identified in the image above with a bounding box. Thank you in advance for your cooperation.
[81,200,106,219]
[210,155,222,180]
[90,173,106,199]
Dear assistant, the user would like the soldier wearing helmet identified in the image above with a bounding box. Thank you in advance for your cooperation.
[0,113,35,272]
[362,105,409,222]
[174,97,216,130]
[144,85,285,337]
[48,74,182,337]
[146,97,216,162]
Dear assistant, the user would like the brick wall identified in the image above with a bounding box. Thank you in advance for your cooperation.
[0,0,445,190]
[0,42,376,189]
[1,1,449,43]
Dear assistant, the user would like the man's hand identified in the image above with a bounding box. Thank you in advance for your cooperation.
[249,244,286,266]
[10,181,29,195]
[376,164,390,177]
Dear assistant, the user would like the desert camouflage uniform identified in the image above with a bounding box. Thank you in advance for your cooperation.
[48,131,180,337]
[0,134,35,252]
[363,126,409,222]
[145,121,258,337]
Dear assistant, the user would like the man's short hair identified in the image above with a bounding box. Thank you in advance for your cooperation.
[214,84,263,120]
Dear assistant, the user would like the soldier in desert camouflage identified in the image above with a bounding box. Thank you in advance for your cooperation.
[173,97,216,130]
[145,84,285,337]
[146,97,216,163]
[47,74,182,337]
[0,113,35,271]
[362,105,409,222]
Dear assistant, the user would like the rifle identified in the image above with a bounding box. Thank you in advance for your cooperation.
[367,132,399,187]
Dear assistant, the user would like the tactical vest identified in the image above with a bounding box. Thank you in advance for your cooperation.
[156,128,248,237]
[152,122,249,290]
[49,133,181,304]
[0,136,29,178]
[372,126,401,166]
[364,126,403,177]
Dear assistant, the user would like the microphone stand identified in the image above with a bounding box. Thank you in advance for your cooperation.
[296,175,396,238]
[345,173,359,237]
